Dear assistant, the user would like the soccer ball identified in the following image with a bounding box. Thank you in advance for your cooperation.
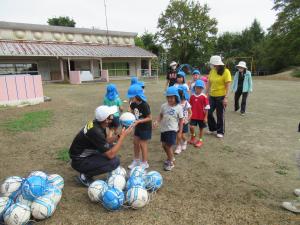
[126,187,149,209]
[126,176,145,190]
[0,197,12,218]
[15,194,32,208]
[47,174,64,190]
[21,176,47,201]
[145,171,163,192]
[107,175,126,191]
[108,166,127,178]
[28,171,48,180]
[43,185,62,205]
[102,187,124,211]
[120,112,136,128]
[88,180,108,202]
[31,196,56,220]
[129,166,146,178]
[4,203,31,225]
[0,176,23,198]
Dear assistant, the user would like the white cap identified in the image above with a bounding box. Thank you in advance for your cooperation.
[95,105,118,122]
[209,55,224,66]
[236,61,247,69]
[170,61,177,67]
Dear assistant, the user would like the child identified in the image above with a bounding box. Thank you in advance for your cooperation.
[174,71,189,91]
[200,76,208,94]
[189,70,200,94]
[156,86,183,171]
[174,85,192,154]
[189,80,210,148]
[127,84,152,169]
[103,84,123,138]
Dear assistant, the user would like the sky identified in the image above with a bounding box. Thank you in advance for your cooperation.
[0,0,277,35]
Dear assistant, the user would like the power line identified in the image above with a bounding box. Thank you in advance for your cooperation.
[104,0,110,45]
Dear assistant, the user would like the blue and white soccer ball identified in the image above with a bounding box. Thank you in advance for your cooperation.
[0,176,23,199]
[107,175,126,191]
[21,175,47,201]
[47,174,64,190]
[0,197,12,219]
[145,171,163,192]
[28,171,48,180]
[4,203,31,225]
[16,194,32,208]
[120,112,136,128]
[126,176,146,190]
[31,196,56,220]
[108,166,127,178]
[43,185,62,205]
[102,187,124,211]
[126,186,149,209]
[88,180,108,202]
[129,166,146,178]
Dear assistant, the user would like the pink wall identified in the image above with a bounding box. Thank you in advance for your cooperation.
[0,74,44,104]
[69,71,81,84]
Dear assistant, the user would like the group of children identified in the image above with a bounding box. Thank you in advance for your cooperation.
[103,72,210,171]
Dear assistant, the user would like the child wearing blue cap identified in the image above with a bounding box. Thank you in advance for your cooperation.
[103,84,123,137]
[174,85,192,154]
[127,84,152,169]
[174,71,189,91]
[189,80,210,148]
[155,86,184,171]
[189,70,201,94]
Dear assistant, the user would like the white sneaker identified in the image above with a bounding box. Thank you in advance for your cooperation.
[140,161,149,169]
[216,133,224,138]
[181,141,188,151]
[282,201,300,213]
[174,145,182,155]
[164,161,175,171]
[206,130,217,135]
[294,189,300,197]
[128,159,140,169]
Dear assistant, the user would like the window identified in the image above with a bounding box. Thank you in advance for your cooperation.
[102,62,129,76]
[0,63,38,75]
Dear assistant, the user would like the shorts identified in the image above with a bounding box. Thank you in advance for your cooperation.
[161,131,177,146]
[190,119,207,129]
[134,128,152,140]
[182,123,189,133]
[109,116,120,128]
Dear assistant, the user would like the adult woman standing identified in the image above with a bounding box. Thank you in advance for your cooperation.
[207,56,232,138]
[231,61,253,115]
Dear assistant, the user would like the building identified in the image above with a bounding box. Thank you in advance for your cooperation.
[0,21,156,82]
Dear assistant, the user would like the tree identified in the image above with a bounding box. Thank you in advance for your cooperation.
[135,32,165,56]
[47,16,76,27]
[157,0,217,65]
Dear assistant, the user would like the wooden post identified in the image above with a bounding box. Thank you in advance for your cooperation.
[60,59,64,81]
[67,58,71,72]
[90,59,94,78]
[148,59,152,77]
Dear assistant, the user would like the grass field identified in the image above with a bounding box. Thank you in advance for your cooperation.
[0,77,300,225]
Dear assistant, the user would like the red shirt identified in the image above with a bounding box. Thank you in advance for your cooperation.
[189,94,210,120]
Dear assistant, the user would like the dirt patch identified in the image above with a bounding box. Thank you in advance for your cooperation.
[255,68,300,81]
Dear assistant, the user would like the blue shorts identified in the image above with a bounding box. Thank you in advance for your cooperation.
[134,128,152,140]
[182,123,189,133]
[109,116,120,128]
[190,119,207,129]
[161,131,177,146]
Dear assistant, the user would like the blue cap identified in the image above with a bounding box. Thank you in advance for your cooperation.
[165,86,180,103]
[105,84,119,101]
[194,80,205,89]
[192,70,200,75]
[127,84,147,101]
[130,76,138,85]
[177,71,186,78]
[137,81,145,88]
[178,85,190,101]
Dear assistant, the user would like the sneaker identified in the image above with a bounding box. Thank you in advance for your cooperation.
[181,141,188,151]
[164,161,175,171]
[241,112,245,116]
[174,145,182,155]
[206,130,217,135]
[140,161,149,169]
[128,159,140,169]
[282,201,300,213]
[194,140,203,148]
[164,158,175,165]
[75,174,94,187]
[216,133,224,138]
[294,189,300,197]
[188,136,197,145]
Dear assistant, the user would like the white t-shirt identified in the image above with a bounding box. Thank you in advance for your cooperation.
[174,83,189,91]
[180,100,191,124]
[160,103,184,132]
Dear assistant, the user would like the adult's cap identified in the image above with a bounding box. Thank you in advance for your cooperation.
[95,105,118,122]
[236,61,247,69]
[170,61,177,67]
[209,55,224,66]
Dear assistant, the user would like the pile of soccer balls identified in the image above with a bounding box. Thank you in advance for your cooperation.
[88,166,163,210]
[0,171,64,225]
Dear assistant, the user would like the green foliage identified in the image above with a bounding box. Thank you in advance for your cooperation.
[135,32,164,56]
[292,69,300,78]
[47,16,76,27]
[157,0,217,65]
[2,110,53,132]
[57,148,70,162]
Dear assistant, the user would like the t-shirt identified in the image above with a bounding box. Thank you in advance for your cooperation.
[166,71,177,87]
[130,101,152,131]
[69,120,110,158]
[208,68,232,97]
[103,96,122,117]
[189,94,210,120]
[180,100,191,124]
[174,83,190,91]
[160,103,184,132]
